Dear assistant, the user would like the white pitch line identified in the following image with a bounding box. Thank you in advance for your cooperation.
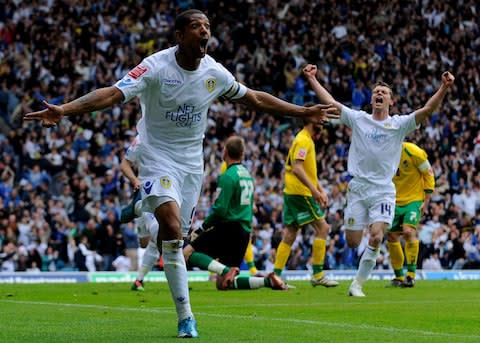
[192,298,476,309]
[2,300,479,340]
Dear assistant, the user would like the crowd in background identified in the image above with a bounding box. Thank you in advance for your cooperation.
[1,0,480,274]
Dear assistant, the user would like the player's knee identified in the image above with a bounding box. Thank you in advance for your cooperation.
[369,233,383,247]
[155,211,182,240]
[283,226,298,244]
[386,233,399,243]
[183,244,194,261]
[346,230,362,248]
[313,220,329,238]
[346,236,360,248]
[403,225,416,239]
[139,236,150,249]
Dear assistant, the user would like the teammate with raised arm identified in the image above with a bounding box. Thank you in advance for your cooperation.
[302,63,454,297]
[24,10,338,337]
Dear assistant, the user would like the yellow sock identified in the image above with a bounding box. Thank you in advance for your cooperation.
[243,240,257,275]
[273,241,292,276]
[312,238,326,279]
[387,241,405,279]
[405,240,419,278]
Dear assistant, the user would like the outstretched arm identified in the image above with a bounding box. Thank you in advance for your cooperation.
[24,86,125,127]
[302,64,343,111]
[235,88,339,125]
[414,71,455,125]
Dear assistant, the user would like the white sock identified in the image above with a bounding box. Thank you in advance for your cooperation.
[146,215,159,242]
[207,260,227,275]
[248,277,265,289]
[162,240,193,321]
[137,241,159,280]
[232,276,265,289]
[355,245,379,284]
[134,200,143,217]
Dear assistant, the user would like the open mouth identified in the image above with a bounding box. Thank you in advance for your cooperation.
[200,38,209,51]
[375,97,383,104]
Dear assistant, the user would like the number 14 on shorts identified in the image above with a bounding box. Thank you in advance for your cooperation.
[380,203,392,216]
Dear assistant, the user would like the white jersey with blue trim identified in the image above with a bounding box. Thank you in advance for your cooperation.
[340,105,418,186]
[115,46,247,174]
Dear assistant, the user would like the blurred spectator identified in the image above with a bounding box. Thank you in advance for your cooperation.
[41,245,61,272]
[122,223,139,271]
[76,235,102,272]
[0,241,17,272]
[112,249,132,272]
[422,250,443,270]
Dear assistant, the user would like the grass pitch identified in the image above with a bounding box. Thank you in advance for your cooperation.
[1,280,479,342]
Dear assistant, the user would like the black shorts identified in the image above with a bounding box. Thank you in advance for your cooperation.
[190,222,250,267]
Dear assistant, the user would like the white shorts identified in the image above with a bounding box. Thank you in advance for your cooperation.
[343,178,395,231]
[139,167,202,236]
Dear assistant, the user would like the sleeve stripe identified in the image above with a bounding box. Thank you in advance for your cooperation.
[222,82,240,99]
[418,160,431,172]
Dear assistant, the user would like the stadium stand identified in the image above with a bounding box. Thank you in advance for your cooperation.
[0,0,479,273]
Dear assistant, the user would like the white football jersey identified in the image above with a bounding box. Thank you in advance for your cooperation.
[115,46,247,174]
[341,106,418,185]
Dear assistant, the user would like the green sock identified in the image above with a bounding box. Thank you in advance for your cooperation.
[234,276,252,289]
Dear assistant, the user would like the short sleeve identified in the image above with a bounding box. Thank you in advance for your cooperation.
[217,63,247,100]
[114,57,156,102]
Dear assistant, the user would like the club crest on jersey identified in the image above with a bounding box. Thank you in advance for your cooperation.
[402,160,409,168]
[347,217,355,226]
[297,148,307,159]
[205,78,216,93]
[160,176,172,189]
[128,65,148,79]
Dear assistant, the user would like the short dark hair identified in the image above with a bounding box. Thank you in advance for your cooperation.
[175,9,206,31]
[225,136,245,160]
[300,101,315,127]
[374,81,393,96]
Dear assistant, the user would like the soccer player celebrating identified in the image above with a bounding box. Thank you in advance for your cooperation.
[24,10,338,337]
[387,142,435,288]
[302,63,454,297]
[184,136,287,291]
[273,115,338,288]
